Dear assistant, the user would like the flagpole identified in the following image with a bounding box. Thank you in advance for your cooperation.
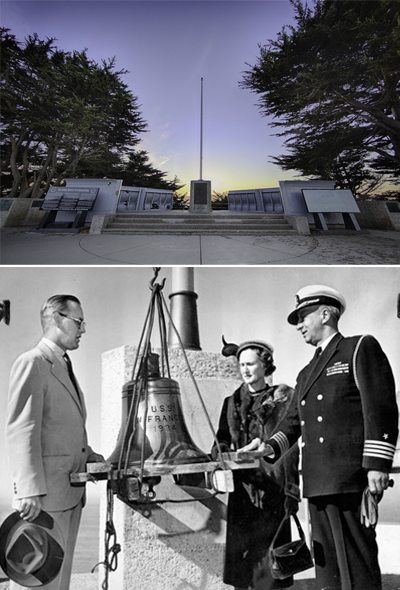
[200,77,203,180]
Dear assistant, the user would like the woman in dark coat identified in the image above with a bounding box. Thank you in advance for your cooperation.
[212,340,300,590]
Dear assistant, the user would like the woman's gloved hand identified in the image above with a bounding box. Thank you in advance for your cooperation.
[284,495,299,517]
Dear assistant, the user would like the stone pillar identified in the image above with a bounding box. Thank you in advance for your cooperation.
[100,345,242,590]
[190,180,212,213]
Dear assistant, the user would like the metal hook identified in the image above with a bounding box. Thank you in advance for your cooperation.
[149,267,166,292]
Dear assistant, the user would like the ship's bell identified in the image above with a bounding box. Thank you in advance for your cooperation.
[108,353,210,469]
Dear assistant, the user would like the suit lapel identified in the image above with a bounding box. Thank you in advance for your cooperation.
[37,340,85,417]
[300,333,343,399]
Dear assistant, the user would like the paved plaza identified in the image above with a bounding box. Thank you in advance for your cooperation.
[1,227,399,265]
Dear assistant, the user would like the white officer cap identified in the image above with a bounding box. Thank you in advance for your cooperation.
[287,284,346,325]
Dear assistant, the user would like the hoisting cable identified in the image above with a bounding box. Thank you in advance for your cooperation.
[97,268,229,588]
[116,268,160,478]
[115,266,230,493]
[158,288,228,472]
[116,267,169,492]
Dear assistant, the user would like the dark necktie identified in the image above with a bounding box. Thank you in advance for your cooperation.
[63,353,81,401]
[314,346,322,359]
[309,346,322,368]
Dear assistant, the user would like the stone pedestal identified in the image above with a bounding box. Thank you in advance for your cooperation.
[100,345,242,590]
[356,200,400,231]
[190,180,212,212]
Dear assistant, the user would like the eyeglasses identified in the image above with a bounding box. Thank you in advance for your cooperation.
[58,312,86,330]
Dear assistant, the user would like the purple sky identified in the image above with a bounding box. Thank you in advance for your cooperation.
[2,0,299,194]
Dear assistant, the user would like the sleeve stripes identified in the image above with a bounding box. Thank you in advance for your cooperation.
[270,431,290,457]
[363,440,396,462]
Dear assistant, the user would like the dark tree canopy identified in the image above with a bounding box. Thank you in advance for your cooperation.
[240,0,400,196]
[116,150,184,192]
[1,29,181,197]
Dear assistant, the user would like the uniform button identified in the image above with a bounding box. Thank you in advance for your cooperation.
[301,442,306,447]
[301,400,306,406]
[301,420,305,426]
[317,394,323,400]
[82,447,86,452]
[317,416,323,422]
[319,437,324,443]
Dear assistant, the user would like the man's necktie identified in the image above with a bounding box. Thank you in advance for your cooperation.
[309,346,322,367]
[314,346,322,359]
[63,353,81,401]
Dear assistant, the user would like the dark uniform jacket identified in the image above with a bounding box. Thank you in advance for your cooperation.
[266,333,398,498]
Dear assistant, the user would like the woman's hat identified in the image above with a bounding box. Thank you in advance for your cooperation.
[236,340,274,359]
[287,284,346,325]
[0,510,64,587]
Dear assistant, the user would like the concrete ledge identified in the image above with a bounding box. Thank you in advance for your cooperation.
[285,215,310,235]
[356,201,400,231]
[2,198,46,227]
[90,214,115,234]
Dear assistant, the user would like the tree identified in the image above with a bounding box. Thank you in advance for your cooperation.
[212,191,228,209]
[240,0,400,195]
[1,29,148,198]
[173,192,189,210]
[116,150,184,191]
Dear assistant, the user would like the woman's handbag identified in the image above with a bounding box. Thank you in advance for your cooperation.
[268,513,314,580]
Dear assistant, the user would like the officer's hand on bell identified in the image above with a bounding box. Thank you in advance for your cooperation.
[18,496,42,522]
[237,438,275,458]
[237,437,262,453]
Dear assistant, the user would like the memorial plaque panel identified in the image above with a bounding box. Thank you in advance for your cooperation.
[0,200,13,212]
[38,186,99,230]
[302,189,360,213]
[41,187,99,211]
[193,183,207,204]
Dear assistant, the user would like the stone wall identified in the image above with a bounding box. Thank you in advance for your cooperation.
[1,198,46,227]
[356,201,400,231]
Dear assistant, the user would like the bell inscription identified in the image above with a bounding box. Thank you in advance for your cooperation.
[108,374,209,467]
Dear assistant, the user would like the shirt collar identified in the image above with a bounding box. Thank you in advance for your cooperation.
[318,332,338,352]
[41,337,65,360]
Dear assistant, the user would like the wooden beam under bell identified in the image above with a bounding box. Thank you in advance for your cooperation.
[70,451,261,484]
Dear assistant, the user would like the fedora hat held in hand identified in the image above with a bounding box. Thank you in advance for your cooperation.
[0,510,64,587]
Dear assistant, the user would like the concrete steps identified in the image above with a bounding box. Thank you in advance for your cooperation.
[102,212,296,235]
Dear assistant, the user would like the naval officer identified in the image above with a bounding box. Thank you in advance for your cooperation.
[240,285,399,590]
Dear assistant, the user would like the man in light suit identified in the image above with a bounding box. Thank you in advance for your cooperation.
[240,285,399,590]
[6,294,104,590]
